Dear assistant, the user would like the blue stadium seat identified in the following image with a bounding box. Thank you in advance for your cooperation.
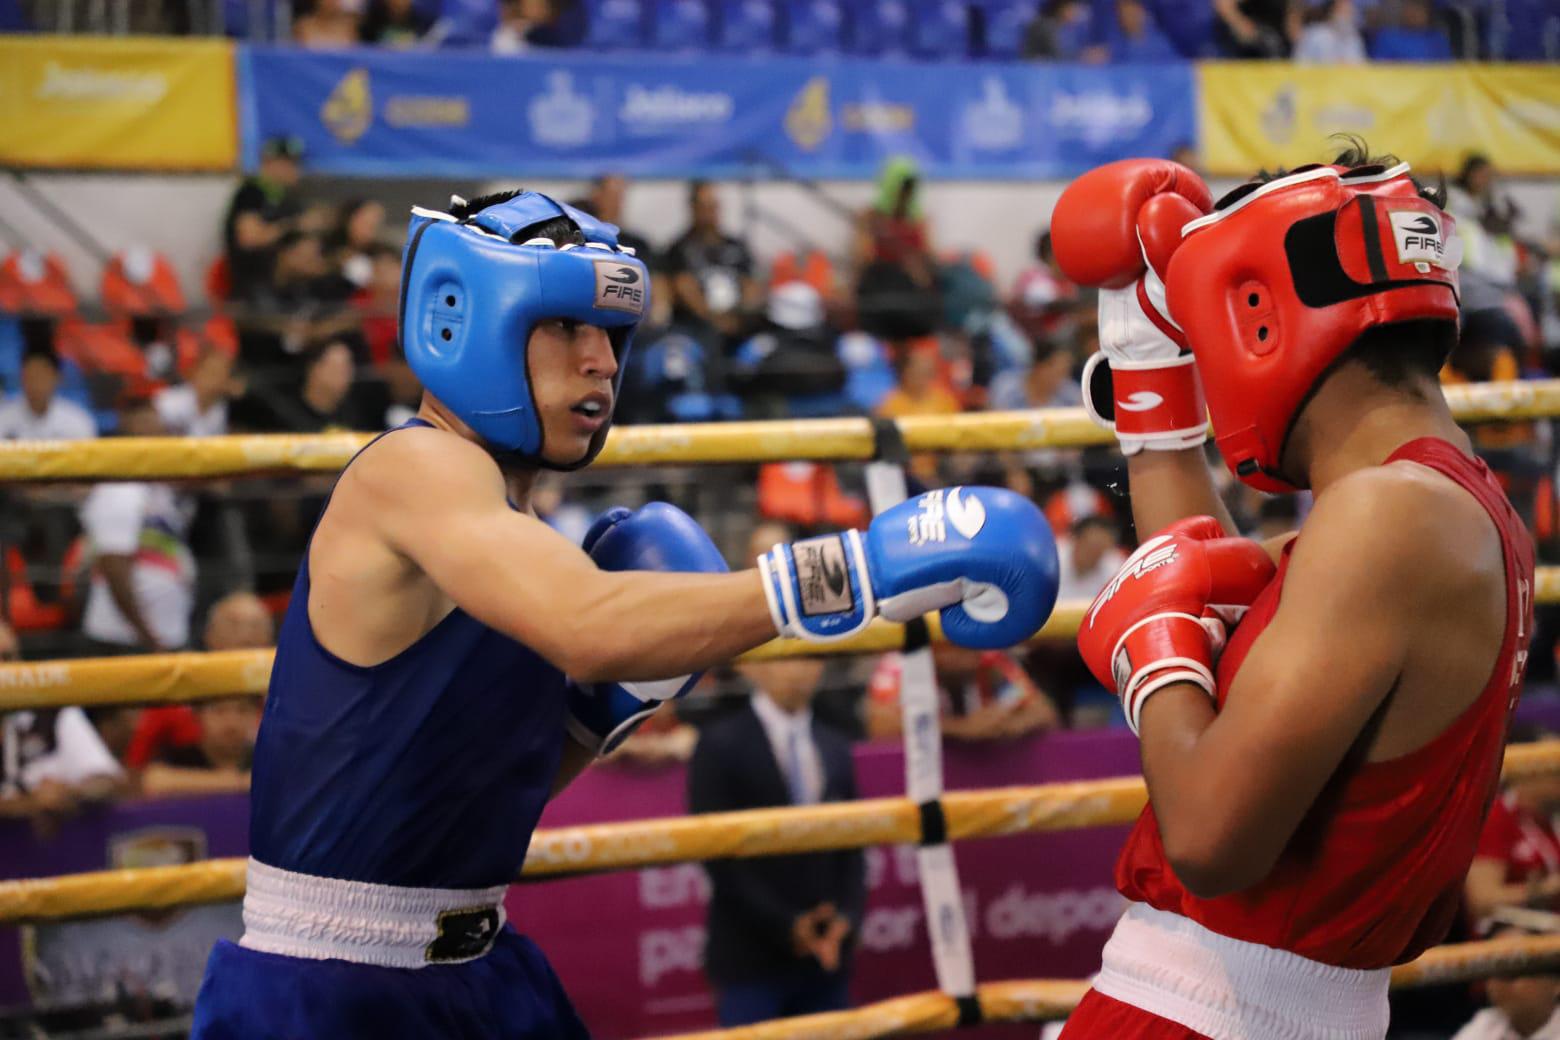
[436,0,499,45]
[221,0,282,38]
[1144,0,1215,56]
[0,319,97,421]
[583,0,648,49]
[849,0,911,56]
[0,0,29,30]
[713,0,778,50]
[1496,0,1560,58]
[782,0,846,52]
[628,333,742,424]
[837,332,896,414]
[908,0,971,57]
[977,0,1038,57]
[648,0,714,49]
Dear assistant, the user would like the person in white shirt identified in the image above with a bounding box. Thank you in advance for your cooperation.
[1055,514,1126,604]
[1028,514,1127,727]
[1453,926,1560,1039]
[0,350,97,441]
[0,621,126,837]
[154,347,240,438]
[1293,0,1366,62]
[78,394,196,653]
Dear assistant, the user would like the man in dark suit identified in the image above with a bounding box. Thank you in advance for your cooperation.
[689,657,866,1026]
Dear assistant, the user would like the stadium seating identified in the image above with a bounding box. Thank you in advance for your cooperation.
[220,0,284,38]
[0,0,27,30]
[434,0,500,45]
[101,248,186,317]
[1158,0,1212,55]
[649,0,714,49]
[0,250,77,316]
[583,0,648,49]
[976,0,1039,58]
[908,0,972,58]
[848,0,912,56]
[626,332,742,424]
[713,0,778,50]
[1496,0,1560,58]
[781,0,847,53]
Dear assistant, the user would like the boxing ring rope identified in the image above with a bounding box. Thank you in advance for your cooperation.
[648,933,1560,1040]
[5,377,1560,1034]
[5,741,1559,924]
[11,556,1560,710]
[0,379,1555,480]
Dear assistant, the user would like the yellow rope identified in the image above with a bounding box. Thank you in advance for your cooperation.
[0,608,1104,712]
[21,568,1560,711]
[0,380,1553,480]
[644,935,1560,1040]
[2,745,1553,924]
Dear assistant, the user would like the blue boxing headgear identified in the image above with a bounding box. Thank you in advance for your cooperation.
[399,190,649,470]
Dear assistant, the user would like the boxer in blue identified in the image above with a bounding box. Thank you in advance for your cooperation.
[190,190,1061,1039]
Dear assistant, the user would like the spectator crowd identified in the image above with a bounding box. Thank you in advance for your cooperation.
[14,0,1551,61]
[2,142,1560,1037]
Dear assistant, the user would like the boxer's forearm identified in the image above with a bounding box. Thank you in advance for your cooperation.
[559,570,776,684]
[1127,449,1237,538]
[1135,683,1254,899]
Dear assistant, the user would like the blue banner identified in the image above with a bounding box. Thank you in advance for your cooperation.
[241,47,1196,179]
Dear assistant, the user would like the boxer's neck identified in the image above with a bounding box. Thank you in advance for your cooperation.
[415,394,539,512]
[1286,362,1470,497]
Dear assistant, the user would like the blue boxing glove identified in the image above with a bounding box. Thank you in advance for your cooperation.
[758,486,1059,650]
[565,503,728,755]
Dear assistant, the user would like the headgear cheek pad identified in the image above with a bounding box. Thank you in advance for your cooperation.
[399,191,650,469]
[1165,163,1461,493]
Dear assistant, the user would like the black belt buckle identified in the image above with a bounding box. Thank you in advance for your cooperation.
[425,906,501,963]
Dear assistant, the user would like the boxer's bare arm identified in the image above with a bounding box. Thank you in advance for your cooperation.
[1133,468,1503,897]
[1127,449,1238,546]
[359,432,775,684]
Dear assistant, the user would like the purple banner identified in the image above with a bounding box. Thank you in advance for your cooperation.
[0,729,1141,1037]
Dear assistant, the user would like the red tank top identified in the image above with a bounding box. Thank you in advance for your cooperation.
[1116,438,1536,968]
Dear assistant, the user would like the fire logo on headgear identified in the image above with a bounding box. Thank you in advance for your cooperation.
[1389,210,1447,272]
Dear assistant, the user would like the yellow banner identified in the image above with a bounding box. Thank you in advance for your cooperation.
[1197,62,1560,176]
[0,36,237,170]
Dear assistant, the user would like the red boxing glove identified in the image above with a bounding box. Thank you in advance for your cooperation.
[1077,516,1275,734]
[1051,160,1213,456]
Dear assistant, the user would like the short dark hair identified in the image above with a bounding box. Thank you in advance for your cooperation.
[1230,136,1446,211]
[450,189,586,247]
[1035,230,1054,263]
[261,135,304,161]
[1344,319,1457,390]
[1456,153,1492,194]
[304,339,354,372]
[20,347,59,371]
[1072,514,1117,540]
[1329,136,1445,207]
[275,229,318,255]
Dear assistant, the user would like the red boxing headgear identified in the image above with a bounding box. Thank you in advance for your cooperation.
[1166,163,1462,493]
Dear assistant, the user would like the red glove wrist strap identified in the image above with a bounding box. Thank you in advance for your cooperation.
[1115,612,1217,735]
[1110,357,1208,446]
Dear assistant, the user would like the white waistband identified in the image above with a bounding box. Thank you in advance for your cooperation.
[239,858,510,969]
[1092,903,1391,1040]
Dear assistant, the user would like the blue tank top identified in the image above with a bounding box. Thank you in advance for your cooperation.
[249,420,568,889]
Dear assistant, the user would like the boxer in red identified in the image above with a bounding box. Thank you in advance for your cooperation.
[1049,144,1536,1039]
